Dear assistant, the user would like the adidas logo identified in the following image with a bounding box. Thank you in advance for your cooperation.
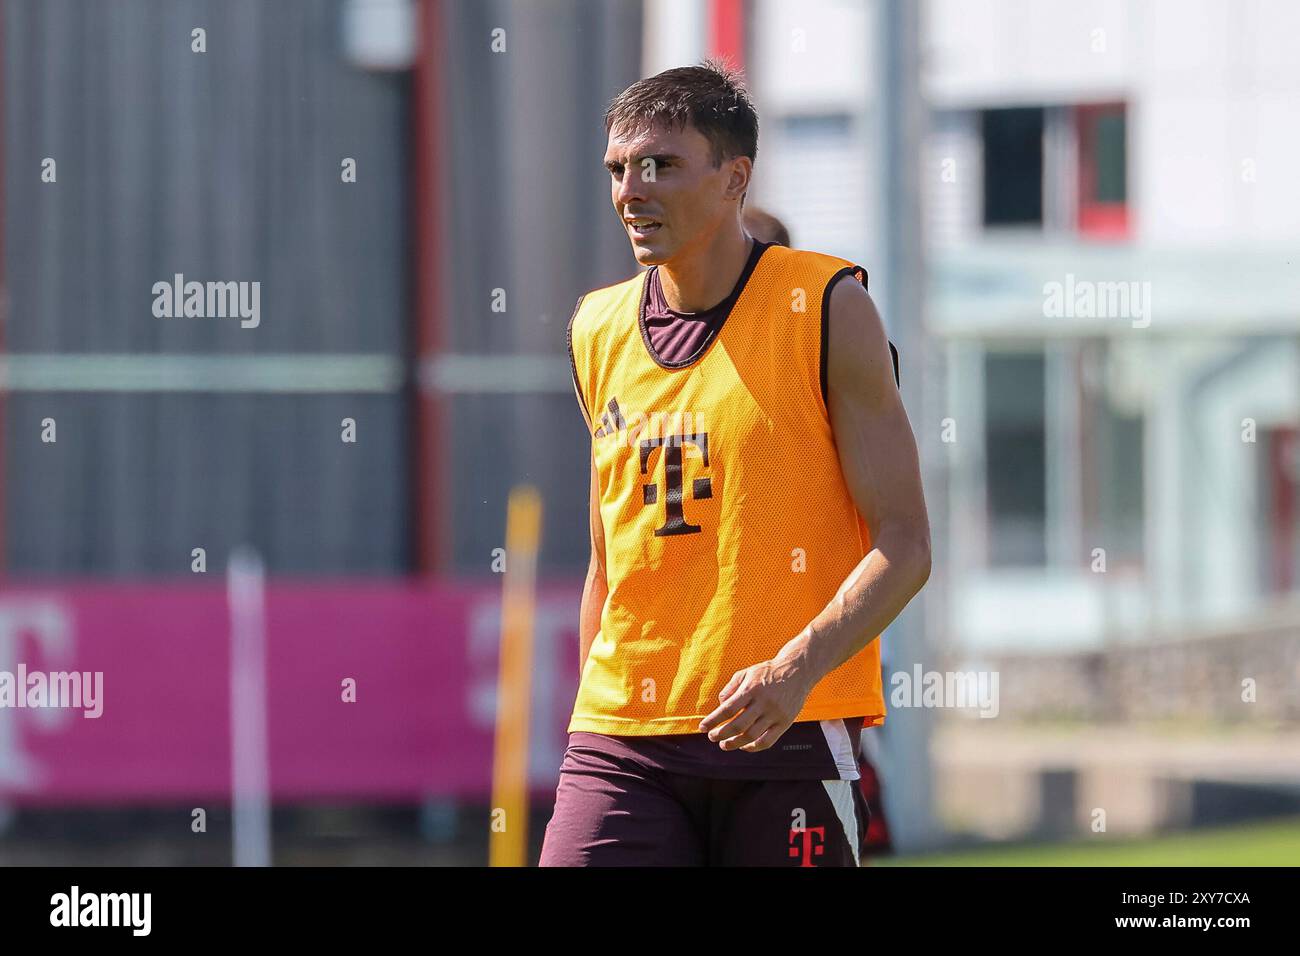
[593,397,627,438]
[592,396,709,451]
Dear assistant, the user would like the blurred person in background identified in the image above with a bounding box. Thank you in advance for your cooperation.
[540,60,929,866]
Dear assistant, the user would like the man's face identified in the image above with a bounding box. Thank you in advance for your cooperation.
[604,121,748,266]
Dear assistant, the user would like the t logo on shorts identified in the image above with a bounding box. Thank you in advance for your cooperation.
[789,826,826,866]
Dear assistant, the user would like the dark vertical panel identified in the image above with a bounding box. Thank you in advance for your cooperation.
[981,106,1044,227]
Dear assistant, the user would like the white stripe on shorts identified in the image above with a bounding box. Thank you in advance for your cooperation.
[818,719,861,780]
[822,779,860,867]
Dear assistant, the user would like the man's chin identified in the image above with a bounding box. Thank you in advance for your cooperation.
[630,240,671,266]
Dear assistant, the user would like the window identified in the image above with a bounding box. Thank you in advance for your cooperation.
[1076,103,1129,238]
[984,351,1047,565]
[769,112,865,259]
[1079,344,1144,567]
[981,107,1044,228]
[1261,426,1300,595]
[977,102,1129,238]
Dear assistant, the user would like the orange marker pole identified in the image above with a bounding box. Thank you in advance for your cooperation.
[489,485,542,867]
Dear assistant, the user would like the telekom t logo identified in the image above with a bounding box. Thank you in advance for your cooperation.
[789,826,826,866]
[639,432,711,536]
[0,599,74,791]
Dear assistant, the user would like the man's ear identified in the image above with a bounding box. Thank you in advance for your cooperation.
[727,155,753,201]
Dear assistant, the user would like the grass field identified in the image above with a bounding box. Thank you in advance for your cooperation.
[879,816,1300,866]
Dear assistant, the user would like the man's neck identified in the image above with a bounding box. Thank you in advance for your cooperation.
[657,225,754,314]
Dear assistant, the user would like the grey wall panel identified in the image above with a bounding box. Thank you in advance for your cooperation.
[438,0,643,573]
[446,390,593,575]
[5,0,648,578]
[4,0,411,575]
[5,0,409,355]
[6,392,409,576]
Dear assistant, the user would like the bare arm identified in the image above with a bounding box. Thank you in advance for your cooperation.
[699,275,931,749]
[781,277,931,680]
[578,447,607,678]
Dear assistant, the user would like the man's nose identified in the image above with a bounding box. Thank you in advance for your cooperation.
[615,165,649,206]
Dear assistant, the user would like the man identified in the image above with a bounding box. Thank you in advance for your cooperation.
[742,203,897,861]
[541,61,930,867]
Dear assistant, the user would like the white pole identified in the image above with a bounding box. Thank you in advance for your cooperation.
[874,0,939,853]
[228,545,271,867]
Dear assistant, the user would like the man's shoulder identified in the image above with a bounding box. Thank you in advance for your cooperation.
[752,246,870,319]
[762,243,866,282]
[569,270,647,336]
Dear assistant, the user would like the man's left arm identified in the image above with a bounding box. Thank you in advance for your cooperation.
[699,276,931,751]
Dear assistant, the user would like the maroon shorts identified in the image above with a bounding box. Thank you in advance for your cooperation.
[539,736,868,867]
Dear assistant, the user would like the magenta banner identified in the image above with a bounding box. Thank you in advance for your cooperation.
[0,580,581,804]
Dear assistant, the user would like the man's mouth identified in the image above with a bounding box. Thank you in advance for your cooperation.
[625,217,662,239]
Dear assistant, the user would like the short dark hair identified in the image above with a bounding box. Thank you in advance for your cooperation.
[604,58,759,169]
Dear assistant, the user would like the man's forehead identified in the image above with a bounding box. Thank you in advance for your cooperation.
[604,122,702,160]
